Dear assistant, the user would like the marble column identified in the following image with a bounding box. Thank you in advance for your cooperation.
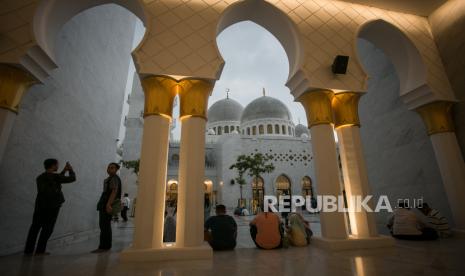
[132,75,177,249]
[332,92,378,238]
[176,79,214,247]
[416,101,465,230]
[0,64,35,164]
[298,89,348,239]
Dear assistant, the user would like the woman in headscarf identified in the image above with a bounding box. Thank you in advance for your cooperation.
[286,213,310,247]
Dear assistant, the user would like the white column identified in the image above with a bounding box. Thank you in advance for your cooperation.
[299,90,348,239]
[310,124,348,239]
[416,101,465,230]
[337,126,378,237]
[132,115,171,249]
[176,117,207,247]
[333,92,377,238]
[430,132,465,229]
[0,109,16,165]
[0,64,35,164]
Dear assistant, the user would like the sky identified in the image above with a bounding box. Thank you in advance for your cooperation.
[170,21,308,139]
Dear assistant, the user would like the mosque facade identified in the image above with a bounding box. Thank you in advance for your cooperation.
[121,89,317,212]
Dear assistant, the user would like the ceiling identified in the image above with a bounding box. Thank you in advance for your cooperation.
[337,0,448,16]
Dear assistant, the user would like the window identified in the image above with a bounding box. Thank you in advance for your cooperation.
[282,125,286,135]
[252,126,257,135]
[275,124,280,134]
[218,127,222,135]
[247,127,250,135]
[213,127,216,134]
[267,124,273,134]
[224,126,229,134]
[259,125,264,135]
[288,126,291,135]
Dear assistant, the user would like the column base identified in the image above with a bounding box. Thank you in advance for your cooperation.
[120,244,213,262]
[312,235,395,251]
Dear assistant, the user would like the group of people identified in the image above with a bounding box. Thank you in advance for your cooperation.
[24,159,130,256]
[204,204,313,251]
[23,158,452,256]
[387,202,451,240]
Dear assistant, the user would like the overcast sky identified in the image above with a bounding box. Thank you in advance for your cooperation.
[171,21,308,139]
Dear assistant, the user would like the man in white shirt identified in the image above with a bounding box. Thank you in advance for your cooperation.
[387,202,438,240]
[418,203,451,238]
[121,193,130,222]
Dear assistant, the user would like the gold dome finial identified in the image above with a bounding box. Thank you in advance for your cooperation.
[262,87,266,96]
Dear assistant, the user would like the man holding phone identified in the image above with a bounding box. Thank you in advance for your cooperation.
[24,159,76,256]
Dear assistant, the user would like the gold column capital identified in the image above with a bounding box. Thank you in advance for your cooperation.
[0,64,36,113]
[415,101,455,135]
[298,89,334,128]
[178,79,214,120]
[332,92,363,129]
[141,75,178,119]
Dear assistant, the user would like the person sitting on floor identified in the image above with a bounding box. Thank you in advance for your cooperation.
[387,202,438,240]
[204,204,237,250]
[286,213,312,246]
[418,203,451,238]
[249,205,283,249]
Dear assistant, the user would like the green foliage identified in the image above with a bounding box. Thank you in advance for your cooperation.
[121,159,140,176]
[229,153,275,200]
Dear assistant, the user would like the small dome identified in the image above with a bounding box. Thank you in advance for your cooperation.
[207,129,215,135]
[241,96,292,124]
[301,133,309,139]
[295,124,309,137]
[208,98,244,123]
[231,129,239,134]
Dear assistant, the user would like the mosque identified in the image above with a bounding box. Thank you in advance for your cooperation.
[1,0,465,274]
[121,89,317,213]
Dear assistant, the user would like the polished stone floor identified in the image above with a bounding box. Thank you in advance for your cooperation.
[1,215,464,276]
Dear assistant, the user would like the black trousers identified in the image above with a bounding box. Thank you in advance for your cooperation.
[121,207,128,222]
[24,206,61,254]
[98,210,113,249]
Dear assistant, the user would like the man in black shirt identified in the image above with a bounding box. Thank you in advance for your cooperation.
[24,159,76,255]
[204,204,237,250]
[91,162,122,253]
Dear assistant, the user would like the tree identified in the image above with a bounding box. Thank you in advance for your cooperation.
[121,159,140,176]
[229,153,275,203]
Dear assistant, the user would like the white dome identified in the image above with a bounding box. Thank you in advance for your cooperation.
[241,96,292,124]
[208,98,244,123]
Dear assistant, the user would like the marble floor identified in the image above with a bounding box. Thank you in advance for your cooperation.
[1,215,464,276]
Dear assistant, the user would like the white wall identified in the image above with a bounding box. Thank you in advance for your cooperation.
[0,5,137,255]
[357,38,453,226]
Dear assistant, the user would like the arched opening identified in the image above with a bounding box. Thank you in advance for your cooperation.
[301,176,313,197]
[355,21,452,225]
[251,177,265,215]
[216,0,304,80]
[166,180,178,205]
[356,20,427,96]
[33,0,147,62]
[275,174,291,197]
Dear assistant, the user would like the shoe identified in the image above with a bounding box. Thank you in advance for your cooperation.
[91,248,110,253]
[35,252,51,256]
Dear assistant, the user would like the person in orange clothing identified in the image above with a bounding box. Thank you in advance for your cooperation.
[249,207,283,249]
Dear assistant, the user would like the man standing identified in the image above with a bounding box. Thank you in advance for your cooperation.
[24,159,76,256]
[204,204,237,250]
[92,163,122,253]
[121,193,130,222]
